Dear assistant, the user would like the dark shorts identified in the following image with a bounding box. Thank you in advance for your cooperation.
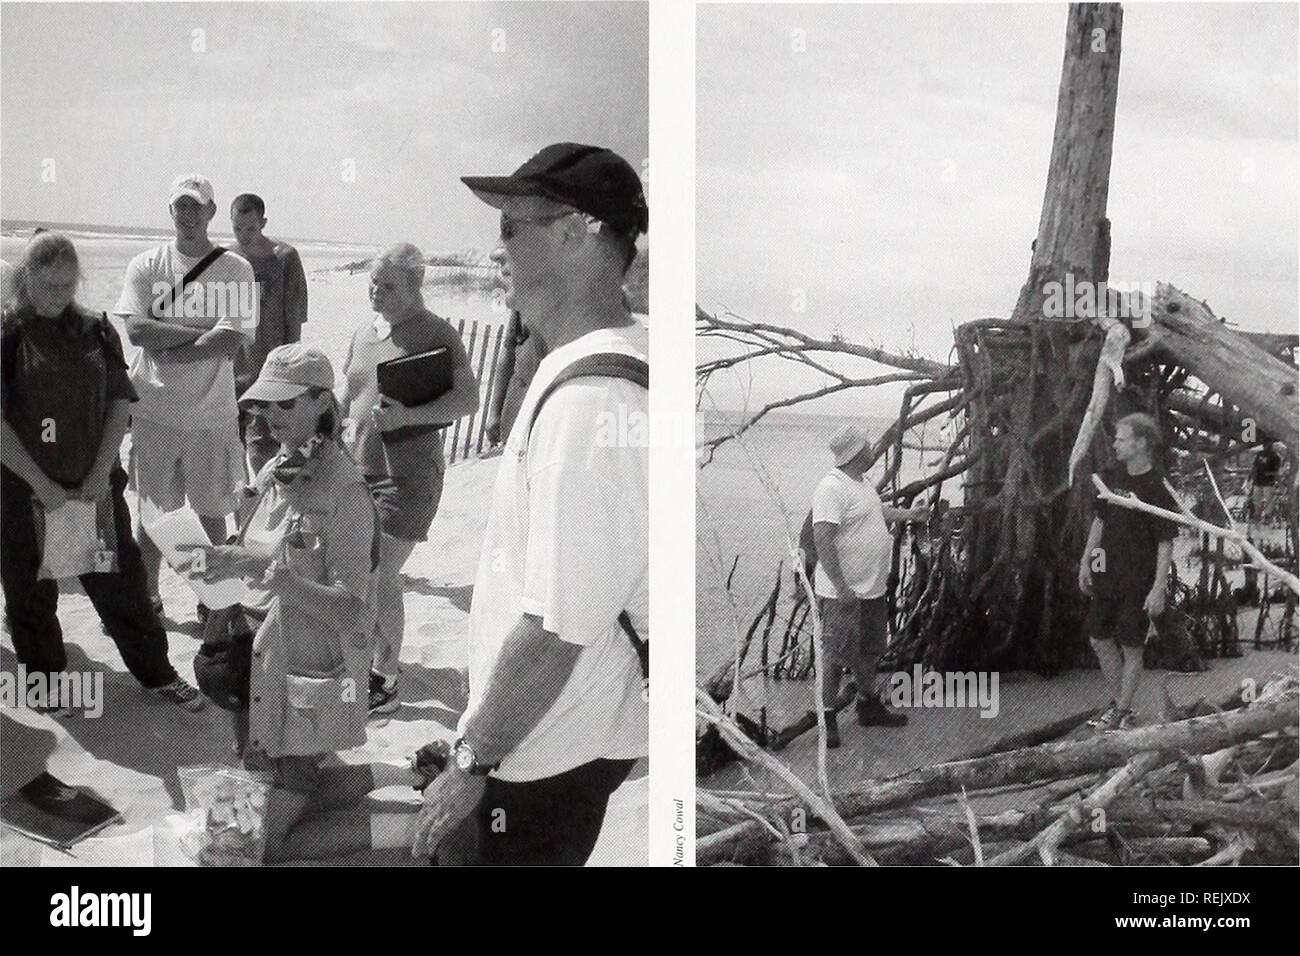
[1088,588,1150,649]
[819,596,888,662]
[365,472,444,542]
[472,758,637,866]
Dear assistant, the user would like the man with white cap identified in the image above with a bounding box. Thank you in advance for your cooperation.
[811,423,926,745]
[113,174,256,621]
[412,143,648,865]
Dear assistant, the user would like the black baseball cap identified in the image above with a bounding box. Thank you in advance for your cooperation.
[462,142,648,238]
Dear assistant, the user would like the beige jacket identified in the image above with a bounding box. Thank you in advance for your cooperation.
[245,441,377,759]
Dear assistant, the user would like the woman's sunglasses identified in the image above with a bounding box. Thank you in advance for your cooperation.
[245,395,303,411]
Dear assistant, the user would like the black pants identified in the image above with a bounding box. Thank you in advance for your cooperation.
[1,466,178,688]
[475,758,636,866]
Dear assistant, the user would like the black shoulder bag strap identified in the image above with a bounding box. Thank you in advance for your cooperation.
[525,351,649,697]
[153,246,226,319]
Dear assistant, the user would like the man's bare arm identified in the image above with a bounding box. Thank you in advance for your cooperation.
[160,327,247,364]
[123,315,203,350]
[461,614,582,765]
[812,520,851,596]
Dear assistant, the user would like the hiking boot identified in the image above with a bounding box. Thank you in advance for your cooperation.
[822,711,841,749]
[369,672,400,715]
[1086,701,1119,729]
[411,740,452,790]
[149,677,204,712]
[856,696,908,727]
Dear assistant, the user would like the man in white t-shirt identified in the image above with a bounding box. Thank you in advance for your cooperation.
[112,174,256,614]
[411,143,648,866]
[811,424,926,745]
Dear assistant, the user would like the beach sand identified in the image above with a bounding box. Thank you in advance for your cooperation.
[0,232,647,866]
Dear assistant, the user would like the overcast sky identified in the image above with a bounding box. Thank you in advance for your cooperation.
[1,2,647,249]
[698,3,1298,417]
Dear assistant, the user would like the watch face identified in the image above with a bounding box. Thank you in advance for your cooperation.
[455,744,475,772]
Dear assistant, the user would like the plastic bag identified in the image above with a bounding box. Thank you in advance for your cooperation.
[37,499,114,580]
[175,765,271,866]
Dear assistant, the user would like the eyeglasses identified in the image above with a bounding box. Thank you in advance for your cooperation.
[246,395,303,411]
[499,210,574,241]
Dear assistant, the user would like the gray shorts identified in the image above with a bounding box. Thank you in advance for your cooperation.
[819,596,888,663]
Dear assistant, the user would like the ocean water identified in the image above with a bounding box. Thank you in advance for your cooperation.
[696,408,959,678]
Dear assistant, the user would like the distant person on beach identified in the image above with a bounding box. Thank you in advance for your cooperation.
[1079,413,1178,732]
[230,193,309,476]
[339,243,479,715]
[485,310,544,446]
[182,345,442,862]
[810,424,926,746]
[1,233,203,713]
[112,174,256,623]
[411,143,649,866]
[1248,440,1288,525]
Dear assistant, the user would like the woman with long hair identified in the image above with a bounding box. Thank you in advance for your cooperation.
[0,232,202,713]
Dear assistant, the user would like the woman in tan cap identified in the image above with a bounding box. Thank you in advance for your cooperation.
[184,343,442,862]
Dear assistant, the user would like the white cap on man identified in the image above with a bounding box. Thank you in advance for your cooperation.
[169,174,215,206]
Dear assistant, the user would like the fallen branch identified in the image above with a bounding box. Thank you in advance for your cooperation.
[1091,473,1300,594]
[696,690,877,866]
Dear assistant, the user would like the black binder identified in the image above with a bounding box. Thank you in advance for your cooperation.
[0,772,123,849]
[376,347,455,407]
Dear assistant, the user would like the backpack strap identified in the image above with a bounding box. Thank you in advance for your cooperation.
[153,246,227,318]
[524,352,648,438]
[526,351,650,693]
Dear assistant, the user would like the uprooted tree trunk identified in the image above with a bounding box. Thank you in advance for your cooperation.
[697,2,1299,681]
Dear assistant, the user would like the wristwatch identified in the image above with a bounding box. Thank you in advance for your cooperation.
[452,737,497,776]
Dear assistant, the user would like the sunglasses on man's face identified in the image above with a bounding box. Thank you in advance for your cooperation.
[499,210,574,242]
[246,396,303,411]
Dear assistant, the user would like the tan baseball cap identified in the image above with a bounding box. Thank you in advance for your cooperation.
[239,344,334,404]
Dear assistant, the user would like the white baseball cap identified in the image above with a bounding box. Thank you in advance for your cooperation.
[169,174,215,206]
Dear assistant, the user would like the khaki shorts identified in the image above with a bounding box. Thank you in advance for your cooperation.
[129,417,244,517]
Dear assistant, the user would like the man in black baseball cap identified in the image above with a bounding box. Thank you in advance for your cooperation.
[412,143,649,865]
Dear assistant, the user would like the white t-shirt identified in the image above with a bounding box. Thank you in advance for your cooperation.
[812,468,892,600]
[463,322,649,782]
[112,243,256,430]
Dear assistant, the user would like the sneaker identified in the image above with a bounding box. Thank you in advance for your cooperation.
[149,677,204,712]
[1086,701,1119,729]
[856,696,908,727]
[410,740,452,790]
[1107,709,1139,732]
[369,672,400,715]
[32,703,76,718]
